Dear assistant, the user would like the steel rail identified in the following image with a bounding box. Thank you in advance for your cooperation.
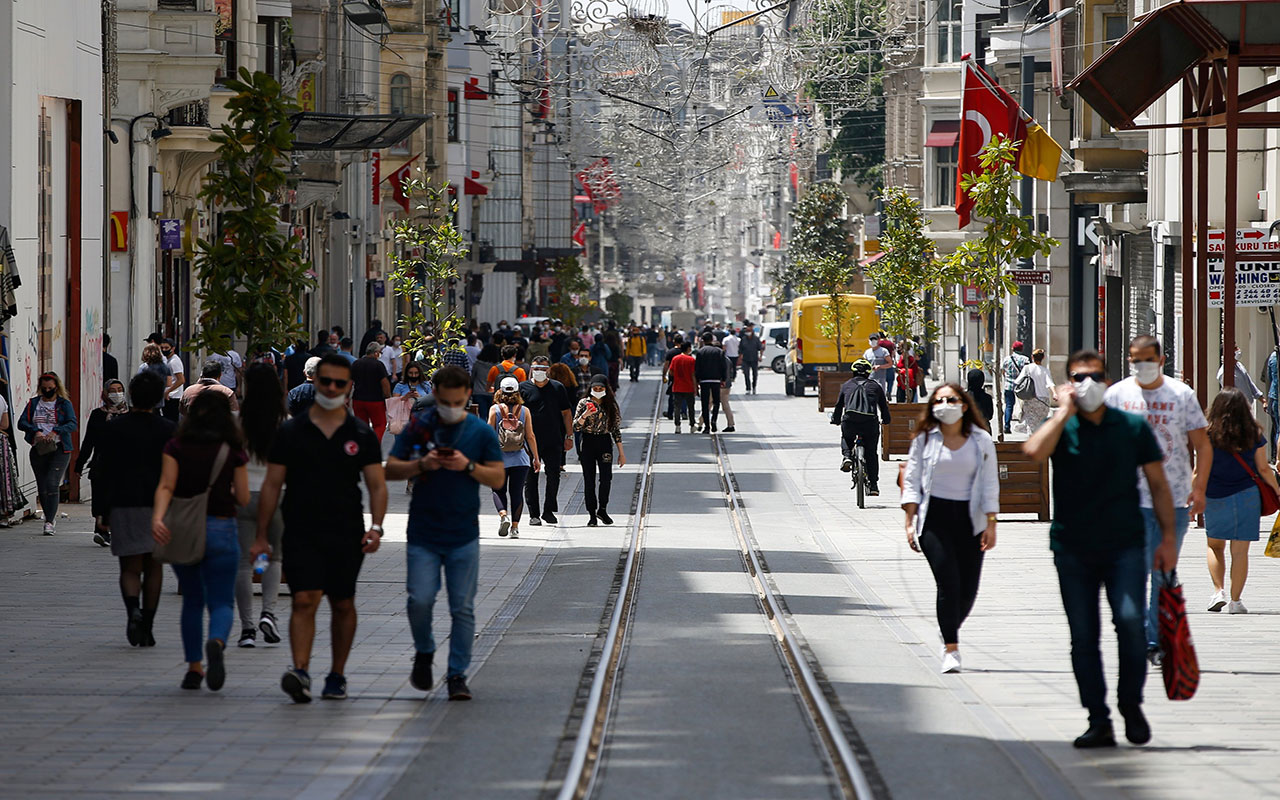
[711,435,879,800]
[555,383,665,800]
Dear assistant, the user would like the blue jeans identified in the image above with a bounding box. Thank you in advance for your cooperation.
[29,449,70,523]
[1269,401,1279,460]
[171,517,240,664]
[1003,389,1016,431]
[407,538,479,677]
[1140,506,1190,648]
[1054,545,1148,723]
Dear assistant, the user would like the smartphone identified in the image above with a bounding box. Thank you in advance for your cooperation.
[435,447,456,458]
[585,401,597,414]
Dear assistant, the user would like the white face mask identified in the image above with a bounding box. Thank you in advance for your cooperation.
[932,403,964,425]
[1074,378,1106,413]
[578,356,590,366]
[438,404,467,424]
[313,391,346,411]
[532,368,549,383]
[1131,361,1162,385]
[108,392,125,405]
[590,388,607,398]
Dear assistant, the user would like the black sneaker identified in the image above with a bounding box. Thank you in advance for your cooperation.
[259,612,281,644]
[93,531,111,547]
[282,667,312,703]
[542,511,557,524]
[322,672,348,700]
[410,652,433,691]
[723,426,735,432]
[867,484,880,497]
[1146,646,1163,667]
[180,670,203,690]
[597,509,614,525]
[1119,705,1151,745]
[237,628,257,648]
[447,674,472,701]
[204,640,226,691]
[1072,721,1116,749]
[528,516,542,526]
[587,515,598,527]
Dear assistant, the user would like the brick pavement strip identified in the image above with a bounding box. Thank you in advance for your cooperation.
[737,372,1280,799]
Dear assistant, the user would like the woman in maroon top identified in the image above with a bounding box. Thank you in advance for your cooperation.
[152,391,250,692]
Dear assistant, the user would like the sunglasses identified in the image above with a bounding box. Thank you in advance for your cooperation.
[1069,371,1106,383]
[317,377,350,389]
[934,396,963,405]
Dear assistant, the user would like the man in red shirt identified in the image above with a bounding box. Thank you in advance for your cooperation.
[669,341,697,433]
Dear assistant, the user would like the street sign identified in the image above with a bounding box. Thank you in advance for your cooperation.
[1008,269,1051,286]
[159,219,181,251]
[1204,229,1280,308]
[962,285,982,306]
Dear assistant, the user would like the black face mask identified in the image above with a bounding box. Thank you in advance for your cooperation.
[40,388,56,399]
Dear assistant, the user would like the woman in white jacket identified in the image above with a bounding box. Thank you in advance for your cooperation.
[901,382,1000,674]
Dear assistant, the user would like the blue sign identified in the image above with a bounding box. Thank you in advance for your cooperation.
[159,219,182,251]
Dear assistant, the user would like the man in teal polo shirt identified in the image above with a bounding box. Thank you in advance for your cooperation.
[1025,349,1178,750]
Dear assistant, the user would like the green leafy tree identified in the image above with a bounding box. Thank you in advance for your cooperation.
[774,182,854,302]
[943,136,1059,439]
[604,292,634,323]
[192,69,313,356]
[544,257,593,326]
[796,254,861,371]
[866,187,946,342]
[388,178,469,372]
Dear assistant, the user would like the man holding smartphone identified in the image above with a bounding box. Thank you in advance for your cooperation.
[385,365,506,701]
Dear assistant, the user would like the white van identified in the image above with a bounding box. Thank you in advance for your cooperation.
[760,322,789,373]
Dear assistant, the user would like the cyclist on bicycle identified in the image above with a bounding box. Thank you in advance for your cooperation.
[831,359,892,495]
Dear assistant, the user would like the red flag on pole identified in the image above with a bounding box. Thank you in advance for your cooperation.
[371,152,381,206]
[389,162,413,213]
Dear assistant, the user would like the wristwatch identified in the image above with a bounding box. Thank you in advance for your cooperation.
[465,460,477,474]
[369,524,384,534]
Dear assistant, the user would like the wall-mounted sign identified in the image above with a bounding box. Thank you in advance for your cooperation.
[159,219,182,251]
[109,212,128,252]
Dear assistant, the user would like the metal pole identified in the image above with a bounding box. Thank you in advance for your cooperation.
[1018,54,1035,347]
[1181,78,1194,384]
[1224,52,1240,388]
[1196,61,1211,407]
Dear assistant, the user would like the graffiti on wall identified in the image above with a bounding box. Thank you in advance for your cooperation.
[82,306,102,395]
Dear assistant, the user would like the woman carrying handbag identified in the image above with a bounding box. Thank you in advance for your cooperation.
[1201,387,1280,615]
[152,391,250,691]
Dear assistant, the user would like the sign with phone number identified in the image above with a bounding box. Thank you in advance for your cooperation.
[1207,259,1280,307]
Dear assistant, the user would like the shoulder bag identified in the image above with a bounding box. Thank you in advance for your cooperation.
[153,443,230,566]
[1231,451,1280,516]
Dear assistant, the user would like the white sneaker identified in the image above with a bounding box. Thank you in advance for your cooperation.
[940,649,962,674]
[509,525,520,539]
[1228,600,1248,614]
[42,522,54,536]
[1208,589,1228,612]
[497,517,510,538]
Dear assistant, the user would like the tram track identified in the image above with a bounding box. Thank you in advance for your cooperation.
[546,381,886,800]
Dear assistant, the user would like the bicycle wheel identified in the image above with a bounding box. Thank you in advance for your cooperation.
[853,443,865,509]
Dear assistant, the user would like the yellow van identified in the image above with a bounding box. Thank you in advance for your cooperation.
[784,294,880,397]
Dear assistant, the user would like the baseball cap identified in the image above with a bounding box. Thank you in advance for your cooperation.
[499,376,519,393]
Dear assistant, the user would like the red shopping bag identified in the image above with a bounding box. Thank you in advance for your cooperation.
[1157,571,1199,701]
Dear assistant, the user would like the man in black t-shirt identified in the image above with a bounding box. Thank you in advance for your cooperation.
[351,343,391,442]
[520,356,573,524]
[252,354,388,704]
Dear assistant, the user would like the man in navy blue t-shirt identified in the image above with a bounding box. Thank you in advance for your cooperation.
[385,365,505,701]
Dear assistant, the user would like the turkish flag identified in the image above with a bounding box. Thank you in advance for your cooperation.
[371,152,381,206]
[957,58,1022,228]
[389,163,413,213]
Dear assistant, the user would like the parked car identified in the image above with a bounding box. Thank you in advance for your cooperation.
[760,322,789,374]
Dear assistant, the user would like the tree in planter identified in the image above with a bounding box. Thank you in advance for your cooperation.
[192,69,313,356]
[388,177,469,372]
[604,292,634,324]
[942,136,1058,440]
[866,187,947,343]
[796,254,861,371]
[545,256,593,326]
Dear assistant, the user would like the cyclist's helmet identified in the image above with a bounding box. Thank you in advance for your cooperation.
[851,358,872,376]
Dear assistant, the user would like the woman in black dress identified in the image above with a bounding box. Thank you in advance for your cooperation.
[74,380,128,547]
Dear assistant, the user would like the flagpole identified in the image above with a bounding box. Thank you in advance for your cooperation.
[1019,52,1035,347]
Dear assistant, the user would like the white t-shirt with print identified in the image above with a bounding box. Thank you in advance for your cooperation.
[166,353,185,399]
[1104,376,1208,509]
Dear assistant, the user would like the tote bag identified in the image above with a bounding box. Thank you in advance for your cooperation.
[153,443,230,566]
[1157,571,1200,701]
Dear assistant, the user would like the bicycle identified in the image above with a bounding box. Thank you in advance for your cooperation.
[849,434,867,509]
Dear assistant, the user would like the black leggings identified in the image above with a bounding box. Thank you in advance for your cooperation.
[579,433,614,513]
[493,465,530,523]
[919,498,985,645]
[699,382,721,428]
[741,362,759,391]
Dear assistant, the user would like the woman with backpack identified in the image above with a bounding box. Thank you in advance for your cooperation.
[573,375,627,526]
[1014,349,1053,433]
[1202,386,1280,614]
[487,376,540,539]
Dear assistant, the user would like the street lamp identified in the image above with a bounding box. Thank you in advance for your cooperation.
[343,0,392,37]
[1025,7,1077,36]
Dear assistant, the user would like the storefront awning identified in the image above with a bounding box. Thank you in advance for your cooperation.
[464,177,489,195]
[287,112,431,151]
[925,120,960,148]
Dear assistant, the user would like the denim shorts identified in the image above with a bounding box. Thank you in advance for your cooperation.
[1204,487,1262,541]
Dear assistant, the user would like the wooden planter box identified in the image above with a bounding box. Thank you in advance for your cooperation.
[880,403,928,459]
[994,441,1050,521]
[817,371,854,412]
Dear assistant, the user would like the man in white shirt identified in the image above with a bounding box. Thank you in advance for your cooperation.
[160,338,186,421]
[209,349,244,393]
[863,335,892,397]
[1103,334,1210,663]
[721,329,740,382]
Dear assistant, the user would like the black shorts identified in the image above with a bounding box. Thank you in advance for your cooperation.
[282,529,365,600]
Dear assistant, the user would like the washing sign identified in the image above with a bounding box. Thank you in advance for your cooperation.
[1205,229,1280,308]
